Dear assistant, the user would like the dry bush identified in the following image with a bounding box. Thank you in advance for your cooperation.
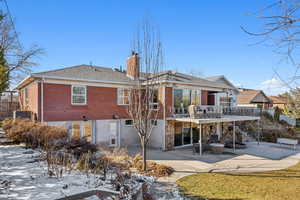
[262,128,297,143]
[3,118,68,149]
[101,147,132,170]
[132,157,174,177]
[134,161,174,177]
[44,149,75,178]
[65,138,97,159]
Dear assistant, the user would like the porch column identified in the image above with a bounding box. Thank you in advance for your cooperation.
[216,123,221,139]
[233,121,236,152]
[199,123,202,156]
[257,119,260,145]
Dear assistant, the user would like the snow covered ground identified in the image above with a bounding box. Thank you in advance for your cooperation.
[0,145,122,199]
[0,144,185,200]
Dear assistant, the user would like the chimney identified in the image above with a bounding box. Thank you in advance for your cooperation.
[126,51,140,80]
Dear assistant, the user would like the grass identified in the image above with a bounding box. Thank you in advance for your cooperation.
[176,162,300,200]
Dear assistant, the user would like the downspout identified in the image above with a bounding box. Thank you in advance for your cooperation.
[41,76,44,123]
[118,119,121,147]
[163,86,166,151]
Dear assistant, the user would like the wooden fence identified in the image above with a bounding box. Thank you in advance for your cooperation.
[0,101,19,120]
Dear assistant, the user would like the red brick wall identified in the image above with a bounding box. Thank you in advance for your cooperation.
[201,90,208,105]
[43,83,129,121]
[165,87,173,117]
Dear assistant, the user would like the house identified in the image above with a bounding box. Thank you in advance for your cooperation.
[237,88,271,109]
[15,52,260,151]
[268,96,287,109]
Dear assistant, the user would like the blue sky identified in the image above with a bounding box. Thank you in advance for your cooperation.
[5,0,294,95]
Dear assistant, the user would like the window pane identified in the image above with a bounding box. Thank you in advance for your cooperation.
[123,89,129,97]
[124,97,129,104]
[191,90,200,105]
[174,89,183,114]
[125,120,133,125]
[72,96,85,104]
[73,86,86,95]
[72,124,81,138]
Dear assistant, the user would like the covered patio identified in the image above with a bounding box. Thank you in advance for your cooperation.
[165,115,260,154]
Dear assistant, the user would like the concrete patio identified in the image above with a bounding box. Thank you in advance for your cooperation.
[128,141,300,182]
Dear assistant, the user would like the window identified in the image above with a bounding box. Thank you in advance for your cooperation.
[117,88,130,105]
[150,89,159,110]
[174,89,201,114]
[72,85,87,105]
[72,123,81,138]
[125,119,133,126]
[151,119,158,126]
[220,97,232,107]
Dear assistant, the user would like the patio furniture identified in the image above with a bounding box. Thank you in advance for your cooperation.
[277,138,298,151]
[192,143,210,154]
[210,143,224,154]
[224,141,246,149]
[208,134,219,143]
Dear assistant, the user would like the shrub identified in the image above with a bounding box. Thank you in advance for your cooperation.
[262,128,297,143]
[101,147,132,170]
[65,138,97,159]
[133,160,174,177]
[3,118,68,149]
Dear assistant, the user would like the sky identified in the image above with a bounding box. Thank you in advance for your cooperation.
[4,0,296,95]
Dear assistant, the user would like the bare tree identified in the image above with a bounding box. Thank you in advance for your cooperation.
[0,12,43,91]
[241,0,300,87]
[127,19,163,171]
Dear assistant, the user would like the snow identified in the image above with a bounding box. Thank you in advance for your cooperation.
[0,145,120,200]
[0,144,185,200]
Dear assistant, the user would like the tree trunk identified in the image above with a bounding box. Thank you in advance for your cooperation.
[142,138,147,171]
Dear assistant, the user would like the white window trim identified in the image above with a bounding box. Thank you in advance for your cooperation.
[71,85,87,105]
[117,88,130,105]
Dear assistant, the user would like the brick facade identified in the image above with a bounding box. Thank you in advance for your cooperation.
[43,83,129,121]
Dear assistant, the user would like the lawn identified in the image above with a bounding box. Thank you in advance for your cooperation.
[177,161,300,200]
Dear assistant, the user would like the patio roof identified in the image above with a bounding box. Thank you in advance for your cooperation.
[167,115,260,124]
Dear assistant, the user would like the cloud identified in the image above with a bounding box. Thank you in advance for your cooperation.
[259,78,289,95]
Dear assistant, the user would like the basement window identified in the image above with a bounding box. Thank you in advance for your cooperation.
[151,119,158,126]
[125,119,133,126]
[72,85,87,105]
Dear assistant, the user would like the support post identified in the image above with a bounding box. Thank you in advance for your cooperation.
[199,123,202,156]
[233,121,236,152]
[257,119,260,145]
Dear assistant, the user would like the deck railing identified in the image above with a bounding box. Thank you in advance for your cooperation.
[174,105,262,119]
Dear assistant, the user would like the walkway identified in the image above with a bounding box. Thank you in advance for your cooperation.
[129,142,300,183]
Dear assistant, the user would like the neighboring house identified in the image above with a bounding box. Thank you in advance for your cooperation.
[15,52,259,151]
[268,96,287,109]
[237,88,271,109]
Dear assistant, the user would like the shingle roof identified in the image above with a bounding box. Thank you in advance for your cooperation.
[268,96,287,104]
[154,71,236,90]
[205,75,238,91]
[33,65,133,83]
[237,90,270,104]
[28,65,236,90]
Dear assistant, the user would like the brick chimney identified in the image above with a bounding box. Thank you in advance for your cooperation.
[126,51,140,80]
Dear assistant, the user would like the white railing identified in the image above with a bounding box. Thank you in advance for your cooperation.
[174,105,262,119]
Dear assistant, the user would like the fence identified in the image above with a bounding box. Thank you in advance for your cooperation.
[0,101,19,120]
